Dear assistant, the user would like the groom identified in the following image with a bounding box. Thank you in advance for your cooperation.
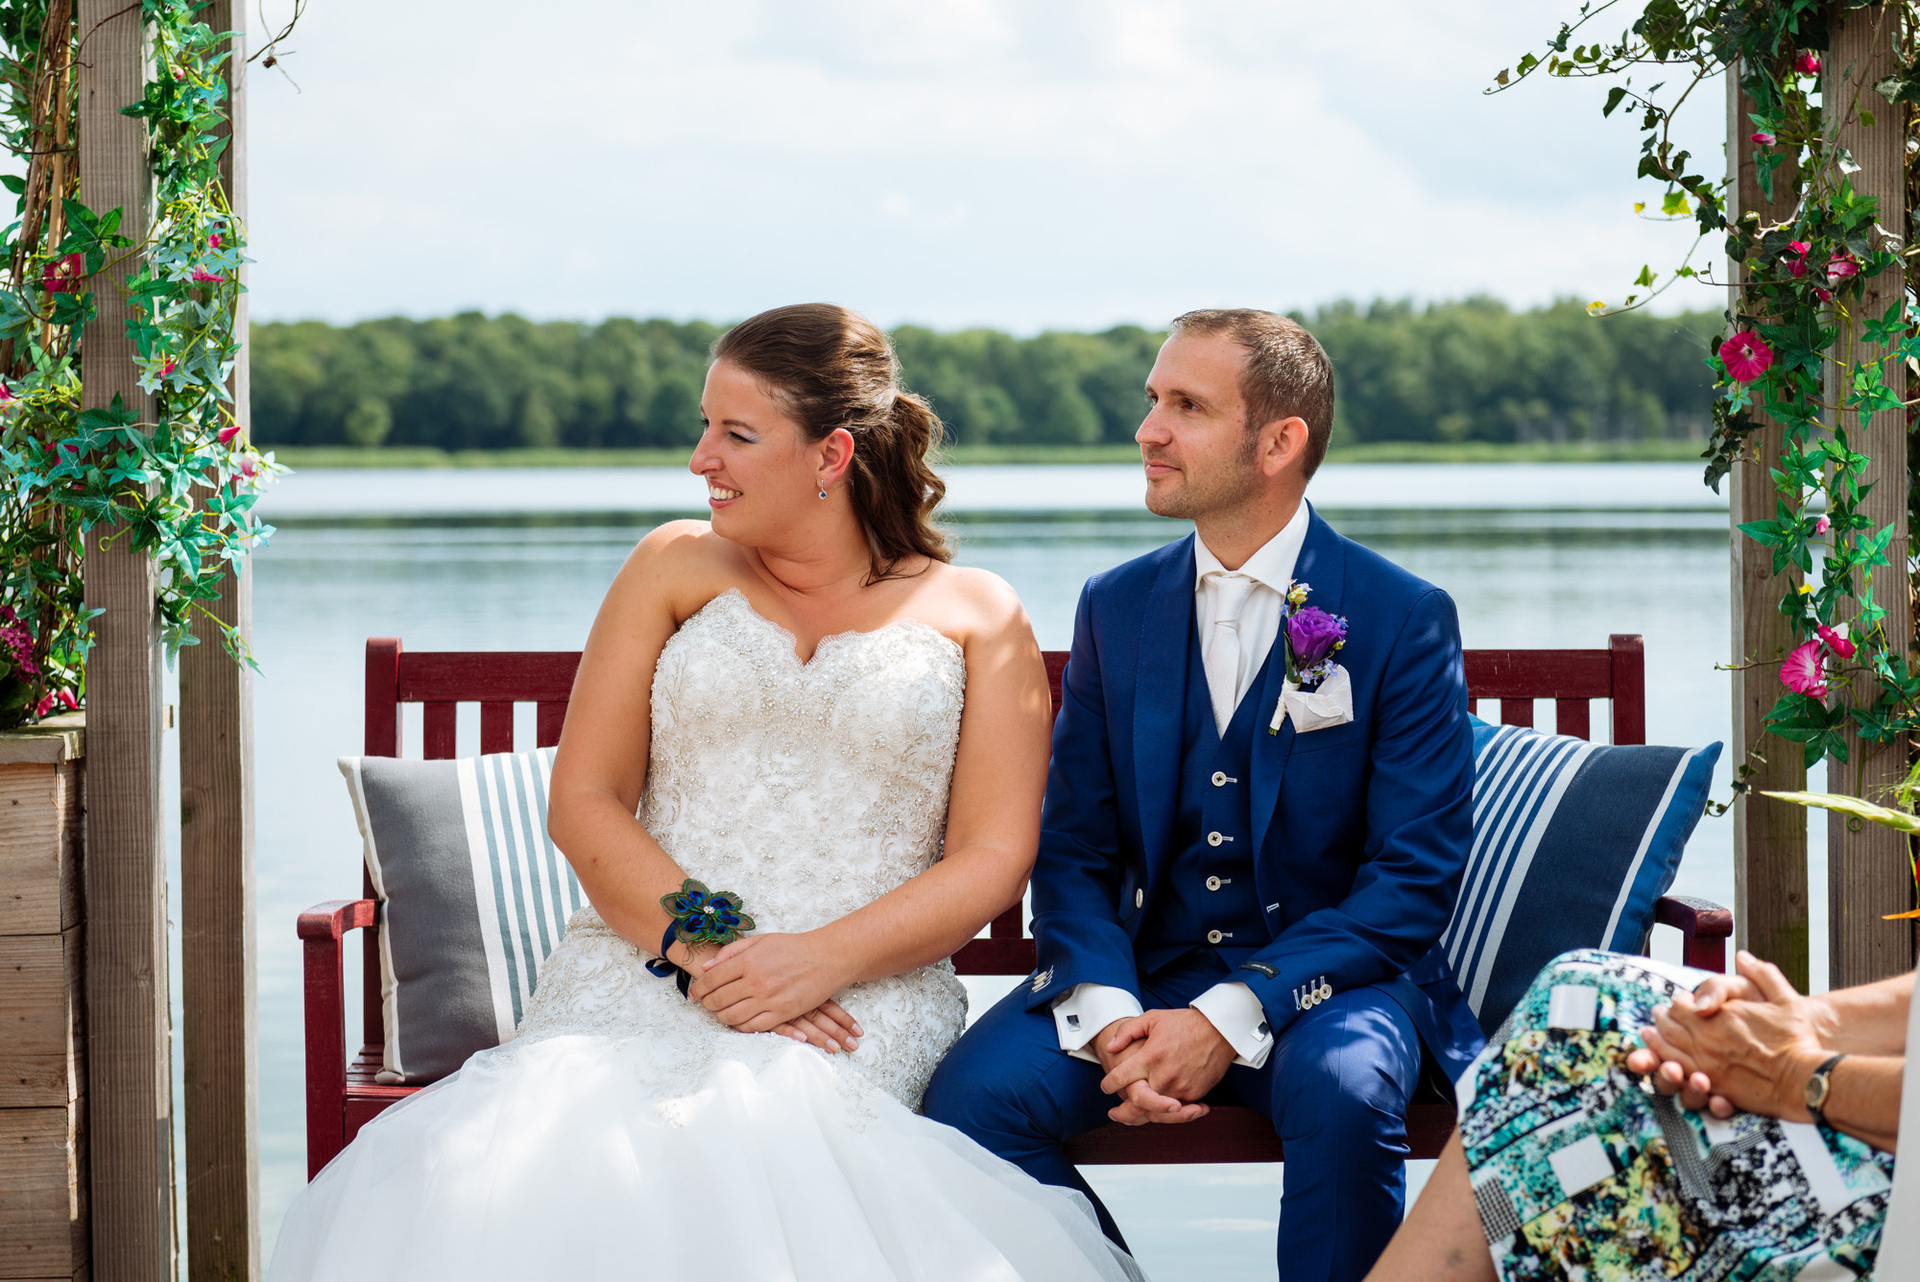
[924,309,1486,1281]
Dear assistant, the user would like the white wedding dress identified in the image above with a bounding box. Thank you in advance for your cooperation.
[270,589,1143,1282]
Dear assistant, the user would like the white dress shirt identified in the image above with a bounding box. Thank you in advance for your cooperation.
[1053,502,1312,1070]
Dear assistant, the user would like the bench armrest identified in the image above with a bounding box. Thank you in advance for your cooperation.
[1653,893,1733,973]
[301,897,378,1177]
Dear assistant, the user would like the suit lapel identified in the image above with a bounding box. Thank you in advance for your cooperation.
[1132,536,1194,881]
[1251,510,1346,858]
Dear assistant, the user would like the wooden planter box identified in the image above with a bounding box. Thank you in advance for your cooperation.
[0,714,87,1282]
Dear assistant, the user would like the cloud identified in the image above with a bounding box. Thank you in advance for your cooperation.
[243,0,1726,331]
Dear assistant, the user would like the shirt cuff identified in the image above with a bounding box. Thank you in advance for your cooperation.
[1052,983,1144,1063]
[1191,981,1274,1069]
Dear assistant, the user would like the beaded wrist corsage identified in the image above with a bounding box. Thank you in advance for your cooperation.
[659,878,755,947]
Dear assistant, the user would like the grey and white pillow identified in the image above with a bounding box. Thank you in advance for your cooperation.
[339,746,586,1083]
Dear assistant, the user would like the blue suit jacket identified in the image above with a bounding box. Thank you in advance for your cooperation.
[1027,509,1485,1079]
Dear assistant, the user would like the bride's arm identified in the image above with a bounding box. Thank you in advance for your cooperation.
[691,573,1050,1030]
[546,522,706,960]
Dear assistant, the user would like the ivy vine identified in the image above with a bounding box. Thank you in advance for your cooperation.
[0,0,281,726]
[1497,0,1920,797]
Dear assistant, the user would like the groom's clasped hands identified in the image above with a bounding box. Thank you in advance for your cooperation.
[1093,1009,1238,1125]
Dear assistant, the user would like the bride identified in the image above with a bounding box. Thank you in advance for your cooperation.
[269,303,1144,1281]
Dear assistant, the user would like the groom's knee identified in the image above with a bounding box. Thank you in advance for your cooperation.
[1266,989,1419,1148]
[925,987,1099,1147]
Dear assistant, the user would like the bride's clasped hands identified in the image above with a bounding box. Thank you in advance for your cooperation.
[688,931,866,1048]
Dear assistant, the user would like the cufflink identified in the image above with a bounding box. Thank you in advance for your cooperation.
[1256,1021,1270,1038]
[1066,1013,1081,1030]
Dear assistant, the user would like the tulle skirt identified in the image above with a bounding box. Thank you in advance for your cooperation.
[269,1031,1144,1282]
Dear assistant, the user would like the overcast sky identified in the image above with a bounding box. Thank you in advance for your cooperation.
[242,0,1725,332]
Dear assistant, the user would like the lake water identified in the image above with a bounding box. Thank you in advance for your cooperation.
[161,461,1820,1280]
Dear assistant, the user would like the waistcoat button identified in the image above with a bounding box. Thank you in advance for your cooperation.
[1206,929,1223,944]
[1211,771,1228,787]
[1205,875,1222,891]
[1207,831,1224,847]
[1135,889,1145,908]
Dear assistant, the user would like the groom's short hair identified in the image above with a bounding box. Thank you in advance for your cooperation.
[1168,309,1336,479]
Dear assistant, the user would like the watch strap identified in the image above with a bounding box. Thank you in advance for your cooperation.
[1805,1052,1847,1128]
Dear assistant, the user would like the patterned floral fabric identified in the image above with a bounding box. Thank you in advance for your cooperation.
[1458,949,1894,1280]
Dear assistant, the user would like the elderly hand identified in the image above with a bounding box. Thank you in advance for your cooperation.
[1633,951,1831,1122]
[686,932,848,1034]
[1097,1008,1234,1126]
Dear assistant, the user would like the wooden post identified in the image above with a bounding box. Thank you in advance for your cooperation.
[76,2,172,1277]
[1726,65,1811,989]
[1826,4,1919,987]
[179,3,258,1277]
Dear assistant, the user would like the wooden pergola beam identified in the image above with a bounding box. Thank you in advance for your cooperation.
[1725,66,1810,990]
[76,1,172,1276]
[1826,4,1918,987]
[179,3,259,1275]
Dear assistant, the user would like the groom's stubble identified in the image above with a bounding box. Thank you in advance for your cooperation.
[1142,427,1263,524]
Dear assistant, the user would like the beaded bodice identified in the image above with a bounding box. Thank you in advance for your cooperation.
[504,589,971,1113]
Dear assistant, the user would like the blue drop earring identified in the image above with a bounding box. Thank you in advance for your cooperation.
[818,487,828,499]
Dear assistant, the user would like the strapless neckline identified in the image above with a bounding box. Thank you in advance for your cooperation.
[693,587,963,670]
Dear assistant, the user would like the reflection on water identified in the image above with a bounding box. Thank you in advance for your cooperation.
[209,465,1787,1282]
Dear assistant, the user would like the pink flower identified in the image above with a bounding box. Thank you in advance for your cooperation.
[190,269,225,283]
[1751,131,1776,145]
[1797,52,1821,75]
[1816,287,1833,302]
[172,66,185,81]
[56,689,77,711]
[238,454,258,479]
[1828,252,1860,283]
[1720,331,1775,383]
[207,233,222,248]
[0,384,15,403]
[160,360,176,377]
[1781,640,1829,698]
[41,252,83,294]
[1787,241,1811,277]
[1814,514,1831,535]
[217,422,242,445]
[1817,623,1857,658]
[33,693,53,718]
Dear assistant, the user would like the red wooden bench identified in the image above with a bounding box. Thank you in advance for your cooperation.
[300,632,1732,1177]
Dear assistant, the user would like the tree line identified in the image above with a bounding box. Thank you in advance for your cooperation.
[251,298,1721,452]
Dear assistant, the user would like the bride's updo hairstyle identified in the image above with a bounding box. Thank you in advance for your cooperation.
[713,303,950,583]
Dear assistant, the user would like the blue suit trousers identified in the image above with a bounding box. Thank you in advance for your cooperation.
[924,954,1421,1282]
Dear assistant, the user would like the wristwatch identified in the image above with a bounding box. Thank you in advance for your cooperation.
[1804,1052,1847,1128]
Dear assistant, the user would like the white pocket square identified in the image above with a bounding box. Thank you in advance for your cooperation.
[1271,664,1354,734]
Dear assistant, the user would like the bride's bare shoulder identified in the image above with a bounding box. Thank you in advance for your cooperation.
[607,521,749,619]
[916,562,1034,652]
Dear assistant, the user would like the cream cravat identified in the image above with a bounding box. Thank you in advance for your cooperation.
[1203,572,1256,735]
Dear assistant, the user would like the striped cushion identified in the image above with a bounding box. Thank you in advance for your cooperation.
[339,747,586,1083]
[1441,720,1721,1034]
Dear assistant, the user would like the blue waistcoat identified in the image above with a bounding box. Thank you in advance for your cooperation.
[1134,620,1276,974]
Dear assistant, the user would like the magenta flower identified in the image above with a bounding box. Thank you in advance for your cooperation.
[1816,287,1833,302]
[33,693,52,718]
[1787,241,1811,278]
[208,233,222,248]
[1816,624,1857,659]
[238,455,258,479]
[1751,131,1776,145]
[1814,514,1831,535]
[1780,640,1828,699]
[191,269,225,283]
[1797,52,1821,75]
[56,689,76,711]
[1827,253,1860,283]
[160,360,176,377]
[218,422,242,446]
[1719,331,1774,383]
[0,384,16,402]
[1287,606,1348,668]
[41,252,83,294]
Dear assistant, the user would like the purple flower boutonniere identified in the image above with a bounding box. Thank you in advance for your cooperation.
[1270,581,1354,735]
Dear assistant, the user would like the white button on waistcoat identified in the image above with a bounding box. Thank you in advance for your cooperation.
[1206,929,1223,944]
[1207,831,1224,847]
[1135,889,1144,908]
[1211,771,1229,787]
[1205,876,1222,891]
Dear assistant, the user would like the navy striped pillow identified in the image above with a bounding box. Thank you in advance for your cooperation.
[1441,720,1721,1034]
[339,746,587,1083]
